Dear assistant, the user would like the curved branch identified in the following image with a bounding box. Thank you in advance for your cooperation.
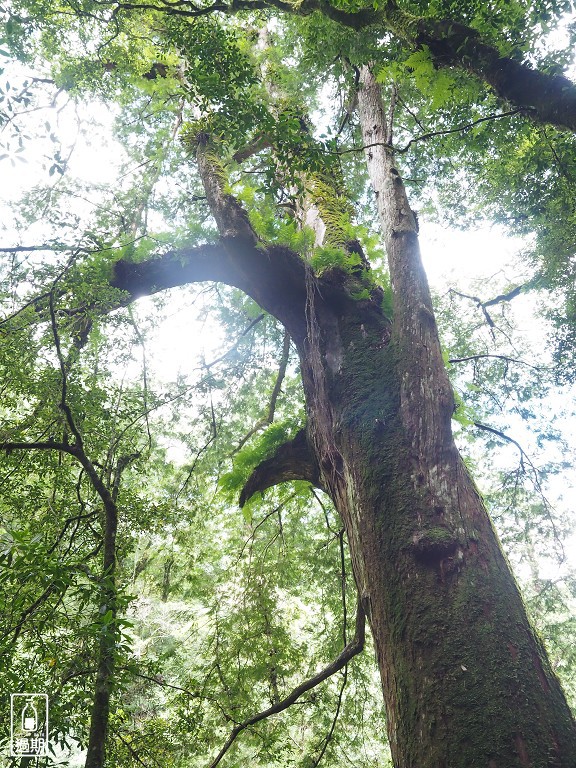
[111,241,308,343]
[380,5,576,134]
[207,599,365,768]
[239,428,324,507]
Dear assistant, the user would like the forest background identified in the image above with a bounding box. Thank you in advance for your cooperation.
[1,0,576,766]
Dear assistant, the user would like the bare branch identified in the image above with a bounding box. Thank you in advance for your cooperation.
[449,285,527,339]
[205,313,266,370]
[207,599,365,768]
[334,109,526,156]
[0,244,72,252]
[310,668,347,768]
[473,421,564,560]
[448,353,543,370]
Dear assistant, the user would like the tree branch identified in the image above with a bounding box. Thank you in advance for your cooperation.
[205,313,266,370]
[233,329,291,453]
[111,240,308,343]
[472,420,563,555]
[123,0,576,132]
[335,108,526,156]
[239,428,324,507]
[207,599,365,768]
[448,353,542,370]
[449,285,526,335]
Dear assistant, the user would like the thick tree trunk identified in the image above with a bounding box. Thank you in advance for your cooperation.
[110,117,576,767]
[295,64,576,767]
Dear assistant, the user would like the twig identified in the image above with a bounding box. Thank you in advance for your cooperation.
[473,422,564,560]
[310,667,347,768]
[448,353,542,370]
[205,313,266,369]
[334,108,526,156]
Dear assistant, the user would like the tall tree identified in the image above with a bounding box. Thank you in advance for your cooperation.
[2,1,576,766]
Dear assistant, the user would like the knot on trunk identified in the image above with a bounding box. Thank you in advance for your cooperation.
[412,525,459,564]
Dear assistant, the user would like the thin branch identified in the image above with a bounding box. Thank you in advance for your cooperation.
[48,283,84,449]
[473,422,531,468]
[450,285,525,309]
[205,314,266,369]
[3,583,60,642]
[112,453,141,503]
[232,135,272,163]
[335,60,360,138]
[386,82,398,146]
[0,244,72,252]
[449,285,526,339]
[334,108,526,156]
[47,509,99,556]
[238,493,298,560]
[175,399,218,500]
[114,731,158,768]
[207,600,365,768]
[310,668,347,768]
[306,528,351,768]
[448,353,543,370]
[396,108,526,154]
[128,308,153,450]
[233,329,291,453]
[473,421,564,559]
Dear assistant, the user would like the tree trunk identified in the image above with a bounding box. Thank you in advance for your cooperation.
[110,116,576,767]
[84,465,122,768]
[293,64,576,767]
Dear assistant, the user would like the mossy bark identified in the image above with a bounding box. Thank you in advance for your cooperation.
[295,291,576,765]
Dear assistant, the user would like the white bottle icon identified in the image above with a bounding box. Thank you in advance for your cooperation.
[22,700,37,732]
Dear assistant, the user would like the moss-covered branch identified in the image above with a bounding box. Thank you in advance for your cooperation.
[239,428,324,506]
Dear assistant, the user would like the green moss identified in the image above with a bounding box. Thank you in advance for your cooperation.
[412,526,459,561]
[309,171,355,249]
[309,245,362,273]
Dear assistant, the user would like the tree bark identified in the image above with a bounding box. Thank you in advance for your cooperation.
[382,6,576,133]
[109,121,576,766]
[84,493,118,768]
